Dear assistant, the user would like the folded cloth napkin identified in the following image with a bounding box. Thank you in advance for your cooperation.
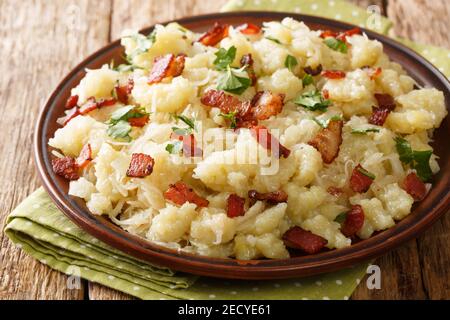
[5,188,369,300]
[5,0,449,300]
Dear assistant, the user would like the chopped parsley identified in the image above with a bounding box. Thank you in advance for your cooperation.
[302,74,314,86]
[219,111,238,129]
[165,140,183,154]
[394,137,433,182]
[293,90,332,111]
[334,212,347,224]
[216,65,251,95]
[312,115,342,128]
[265,36,281,44]
[324,37,348,53]
[106,106,149,141]
[284,55,298,73]
[351,127,381,135]
[171,114,196,136]
[124,30,157,61]
[213,46,237,71]
[357,166,376,180]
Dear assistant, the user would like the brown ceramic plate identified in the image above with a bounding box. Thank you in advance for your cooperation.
[34,11,450,279]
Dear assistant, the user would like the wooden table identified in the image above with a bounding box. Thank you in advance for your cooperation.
[0,0,448,300]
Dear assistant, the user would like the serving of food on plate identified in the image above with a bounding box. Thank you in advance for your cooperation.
[47,17,447,261]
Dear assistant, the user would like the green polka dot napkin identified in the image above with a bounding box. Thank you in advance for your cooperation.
[5,188,369,300]
[6,0,449,300]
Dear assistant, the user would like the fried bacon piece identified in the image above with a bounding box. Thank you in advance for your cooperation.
[148,54,186,84]
[197,23,229,46]
[363,67,382,80]
[75,144,92,169]
[251,91,285,120]
[336,27,362,42]
[320,30,339,39]
[250,125,291,158]
[236,23,261,35]
[52,157,79,180]
[403,172,427,201]
[350,164,375,193]
[248,189,288,204]
[164,181,209,207]
[368,93,396,126]
[79,97,116,115]
[226,194,246,218]
[282,226,328,255]
[65,95,79,109]
[61,107,80,126]
[303,64,323,76]
[322,89,330,99]
[327,186,344,197]
[308,120,343,164]
[322,70,346,79]
[128,115,149,127]
[115,79,134,104]
[126,153,155,178]
[240,53,257,85]
[341,205,365,237]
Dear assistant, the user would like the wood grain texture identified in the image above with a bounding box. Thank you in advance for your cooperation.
[0,0,111,299]
[0,0,449,300]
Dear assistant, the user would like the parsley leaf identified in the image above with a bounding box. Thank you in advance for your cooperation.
[357,166,376,180]
[394,137,433,182]
[171,114,196,136]
[166,140,183,154]
[174,115,195,131]
[106,106,149,140]
[302,74,314,86]
[293,90,332,111]
[107,120,132,140]
[334,212,347,224]
[324,37,348,53]
[265,36,281,44]
[217,65,251,95]
[124,30,157,61]
[285,55,298,72]
[219,111,238,129]
[312,115,342,128]
[351,127,381,135]
[213,46,237,71]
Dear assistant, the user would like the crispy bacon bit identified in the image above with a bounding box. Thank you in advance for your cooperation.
[350,164,374,193]
[79,97,116,115]
[75,144,92,168]
[320,30,339,39]
[303,64,323,76]
[327,186,344,197]
[282,226,328,255]
[251,91,285,120]
[403,172,427,201]
[148,53,186,84]
[364,67,382,80]
[61,107,80,126]
[52,157,79,180]
[115,79,134,104]
[341,205,365,237]
[197,23,229,46]
[128,115,149,127]
[336,27,362,42]
[96,98,117,108]
[240,53,257,85]
[126,153,155,178]
[322,89,330,99]
[227,194,246,218]
[236,23,261,35]
[65,95,79,109]
[248,189,288,204]
[250,125,291,158]
[308,120,343,164]
[374,93,396,110]
[164,181,209,207]
[368,93,396,126]
[322,70,346,79]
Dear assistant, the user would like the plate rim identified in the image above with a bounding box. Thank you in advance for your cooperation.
[34,11,450,279]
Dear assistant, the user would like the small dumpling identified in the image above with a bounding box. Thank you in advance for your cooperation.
[72,65,119,104]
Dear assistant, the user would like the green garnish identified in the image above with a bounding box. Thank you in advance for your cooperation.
[284,55,298,73]
[265,36,281,44]
[219,111,238,129]
[165,140,183,154]
[351,128,381,135]
[357,166,376,180]
[312,115,342,128]
[394,137,433,182]
[124,30,157,62]
[216,65,251,95]
[302,74,314,86]
[293,90,332,111]
[106,106,149,141]
[334,212,347,224]
[171,114,196,136]
[213,46,237,71]
[324,37,348,53]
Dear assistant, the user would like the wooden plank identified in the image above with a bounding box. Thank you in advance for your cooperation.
[0,0,112,299]
[386,0,450,49]
[385,0,450,300]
